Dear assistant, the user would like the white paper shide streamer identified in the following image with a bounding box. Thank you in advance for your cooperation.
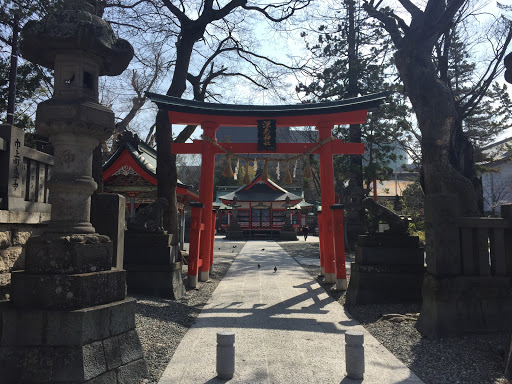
[234,158,240,180]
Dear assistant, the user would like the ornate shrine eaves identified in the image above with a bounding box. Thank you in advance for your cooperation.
[146,91,390,126]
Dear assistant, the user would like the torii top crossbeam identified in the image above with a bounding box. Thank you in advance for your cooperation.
[146,91,388,154]
[146,91,388,127]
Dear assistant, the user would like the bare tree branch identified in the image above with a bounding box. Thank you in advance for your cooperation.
[396,0,421,19]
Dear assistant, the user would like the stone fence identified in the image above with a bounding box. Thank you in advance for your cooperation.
[0,124,53,213]
[418,196,512,339]
[456,212,512,277]
[0,124,53,299]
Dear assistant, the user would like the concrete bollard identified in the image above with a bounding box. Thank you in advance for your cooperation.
[345,330,364,379]
[217,331,235,379]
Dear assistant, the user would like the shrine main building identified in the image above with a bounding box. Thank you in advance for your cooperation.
[215,174,314,238]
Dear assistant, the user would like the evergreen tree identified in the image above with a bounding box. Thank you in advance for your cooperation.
[0,0,55,129]
[0,57,51,130]
[297,0,411,246]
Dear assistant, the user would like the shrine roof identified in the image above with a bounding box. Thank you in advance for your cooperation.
[103,132,196,195]
[219,175,303,203]
[103,133,157,177]
[146,91,390,126]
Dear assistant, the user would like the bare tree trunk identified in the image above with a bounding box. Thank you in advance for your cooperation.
[394,48,479,216]
[157,35,196,238]
[156,108,178,236]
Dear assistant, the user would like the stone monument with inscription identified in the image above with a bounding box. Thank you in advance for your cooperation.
[0,1,148,381]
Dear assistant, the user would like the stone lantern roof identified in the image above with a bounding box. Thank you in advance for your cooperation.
[20,0,133,76]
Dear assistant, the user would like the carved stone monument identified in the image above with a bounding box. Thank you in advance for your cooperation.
[346,198,425,305]
[124,198,185,298]
[0,1,148,381]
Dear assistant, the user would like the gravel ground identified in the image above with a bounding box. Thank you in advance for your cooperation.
[280,241,510,384]
[131,240,244,383]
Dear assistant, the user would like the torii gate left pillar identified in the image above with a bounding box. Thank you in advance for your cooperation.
[317,122,336,283]
[198,122,219,282]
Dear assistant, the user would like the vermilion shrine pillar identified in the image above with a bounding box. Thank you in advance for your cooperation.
[317,211,325,275]
[317,123,336,283]
[188,201,204,288]
[210,207,218,272]
[199,122,219,281]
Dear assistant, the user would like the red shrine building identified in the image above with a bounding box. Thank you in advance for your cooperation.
[102,132,199,225]
[215,174,314,236]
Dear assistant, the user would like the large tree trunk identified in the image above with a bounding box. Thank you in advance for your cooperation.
[394,47,479,217]
[157,36,196,237]
[156,108,178,236]
[344,0,366,247]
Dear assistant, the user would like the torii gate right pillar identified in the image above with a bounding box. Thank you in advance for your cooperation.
[317,123,336,283]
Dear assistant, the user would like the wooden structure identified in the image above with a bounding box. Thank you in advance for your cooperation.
[216,175,311,237]
[147,91,388,289]
[103,132,199,216]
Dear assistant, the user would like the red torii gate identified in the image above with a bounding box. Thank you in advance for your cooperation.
[147,92,388,289]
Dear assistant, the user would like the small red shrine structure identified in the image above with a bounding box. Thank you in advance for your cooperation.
[216,175,311,236]
[102,132,199,218]
[147,91,388,290]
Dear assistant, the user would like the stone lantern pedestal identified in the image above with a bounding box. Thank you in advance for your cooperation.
[0,1,148,382]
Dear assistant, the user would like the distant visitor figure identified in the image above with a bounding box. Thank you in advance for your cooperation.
[303,225,309,241]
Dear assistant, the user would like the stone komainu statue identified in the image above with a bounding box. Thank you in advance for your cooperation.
[127,197,168,233]
[362,197,409,234]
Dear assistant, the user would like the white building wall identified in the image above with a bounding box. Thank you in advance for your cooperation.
[481,160,512,215]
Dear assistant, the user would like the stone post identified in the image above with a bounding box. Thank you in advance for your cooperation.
[345,330,364,379]
[217,331,235,379]
[91,193,126,269]
[0,1,148,382]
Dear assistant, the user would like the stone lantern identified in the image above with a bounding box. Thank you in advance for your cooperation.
[0,1,148,382]
[279,196,298,241]
[226,197,243,240]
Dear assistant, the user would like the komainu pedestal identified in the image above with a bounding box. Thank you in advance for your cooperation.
[279,223,298,241]
[124,232,185,299]
[346,233,425,305]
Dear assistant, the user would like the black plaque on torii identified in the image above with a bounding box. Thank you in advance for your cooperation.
[257,119,276,151]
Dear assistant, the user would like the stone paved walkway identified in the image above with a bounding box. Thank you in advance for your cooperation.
[158,240,423,384]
